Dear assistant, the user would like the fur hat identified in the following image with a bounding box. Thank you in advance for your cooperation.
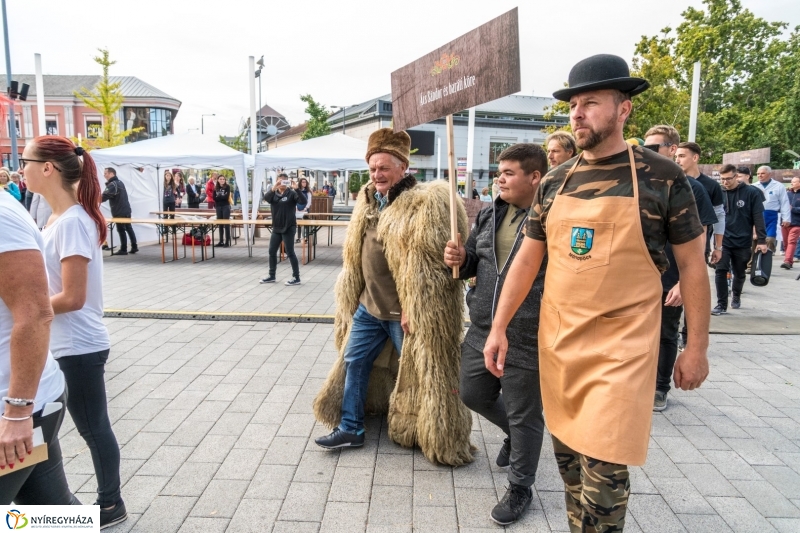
[365,128,411,166]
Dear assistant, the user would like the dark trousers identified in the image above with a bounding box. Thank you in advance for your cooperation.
[268,227,300,279]
[115,223,137,252]
[459,343,544,487]
[163,202,176,235]
[216,205,231,244]
[657,292,683,394]
[0,391,80,505]
[57,349,122,507]
[715,246,750,308]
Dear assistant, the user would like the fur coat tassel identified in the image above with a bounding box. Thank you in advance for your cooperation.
[312,177,475,466]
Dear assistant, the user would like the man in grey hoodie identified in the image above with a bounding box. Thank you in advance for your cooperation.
[444,143,548,526]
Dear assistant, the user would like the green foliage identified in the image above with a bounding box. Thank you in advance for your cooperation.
[629,0,799,166]
[72,48,142,150]
[300,94,331,140]
[220,131,249,153]
[349,170,370,192]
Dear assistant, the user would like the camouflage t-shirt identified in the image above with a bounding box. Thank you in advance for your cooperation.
[525,145,703,273]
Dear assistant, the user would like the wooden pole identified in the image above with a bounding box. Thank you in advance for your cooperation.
[446,114,459,278]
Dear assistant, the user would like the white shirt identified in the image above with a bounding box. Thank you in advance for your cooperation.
[0,193,65,414]
[757,179,791,219]
[42,205,110,358]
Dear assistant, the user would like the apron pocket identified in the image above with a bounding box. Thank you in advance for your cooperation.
[556,220,614,274]
[593,313,650,361]
[538,302,560,349]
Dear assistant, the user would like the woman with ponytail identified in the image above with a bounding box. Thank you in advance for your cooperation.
[21,136,127,529]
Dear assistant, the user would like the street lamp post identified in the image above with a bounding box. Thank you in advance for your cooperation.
[255,56,264,152]
[2,0,18,170]
[201,114,215,134]
[331,105,352,135]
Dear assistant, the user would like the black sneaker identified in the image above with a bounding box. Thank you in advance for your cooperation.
[260,276,276,284]
[731,296,741,309]
[711,305,727,316]
[496,437,511,468]
[653,390,668,412]
[285,277,301,286]
[100,500,127,530]
[116,250,128,256]
[780,262,792,270]
[490,483,532,525]
[315,428,365,449]
[129,246,138,254]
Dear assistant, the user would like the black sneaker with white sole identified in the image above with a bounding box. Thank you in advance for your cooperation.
[731,296,741,309]
[260,276,276,284]
[285,277,301,286]
[490,483,532,525]
[711,305,727,316]
[315,428,365,449]
[100,500,128,530]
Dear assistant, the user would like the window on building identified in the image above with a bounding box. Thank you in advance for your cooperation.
[8,115,21,138]
[489,140,516,171]
[86,119,103,139]
[124,107,174,142]
[46,117,58,136]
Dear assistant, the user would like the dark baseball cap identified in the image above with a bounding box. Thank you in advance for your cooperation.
[736,166,751,175]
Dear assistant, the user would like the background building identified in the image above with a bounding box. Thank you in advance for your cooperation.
[325,93,567,190]
[0,75,181,167]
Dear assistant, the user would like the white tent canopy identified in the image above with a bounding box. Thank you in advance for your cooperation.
[91,133,254,251]
[253,133,368,219]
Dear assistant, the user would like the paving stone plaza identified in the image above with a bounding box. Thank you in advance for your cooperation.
[66,229,800,532]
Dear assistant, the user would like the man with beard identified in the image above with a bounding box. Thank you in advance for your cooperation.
[484,54,710,532]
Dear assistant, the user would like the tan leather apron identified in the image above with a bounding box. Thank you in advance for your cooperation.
[539,145,662,466]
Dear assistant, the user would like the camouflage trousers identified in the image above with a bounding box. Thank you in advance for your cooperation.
[552,436,630,533]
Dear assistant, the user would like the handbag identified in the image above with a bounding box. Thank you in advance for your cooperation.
[750,249,772,286]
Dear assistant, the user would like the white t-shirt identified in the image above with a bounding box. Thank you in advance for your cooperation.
[42,205,110,358]
[0,192,65,414]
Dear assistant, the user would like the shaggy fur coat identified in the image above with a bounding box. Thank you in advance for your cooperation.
[313,176,475,466]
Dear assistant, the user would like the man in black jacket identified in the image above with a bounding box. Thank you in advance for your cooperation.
[261,173,301,286]
[714,164,767,315]
[444,144,547,525]
[101,167,137,255]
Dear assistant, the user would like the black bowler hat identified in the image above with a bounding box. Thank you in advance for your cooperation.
[553,54,650,102]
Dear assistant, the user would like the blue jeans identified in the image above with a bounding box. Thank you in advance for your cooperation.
[339,304,404,433]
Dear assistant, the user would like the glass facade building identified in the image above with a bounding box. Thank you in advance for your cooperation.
[124,107,174,142]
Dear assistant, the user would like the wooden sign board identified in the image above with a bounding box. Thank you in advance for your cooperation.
[722,148,771,166]
[390,8,520,132]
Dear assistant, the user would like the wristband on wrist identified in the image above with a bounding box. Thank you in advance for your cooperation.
[2,414,32,421]
[3,397,35,407]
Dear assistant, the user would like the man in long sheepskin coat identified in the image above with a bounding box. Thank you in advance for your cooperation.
[313,128,474,466]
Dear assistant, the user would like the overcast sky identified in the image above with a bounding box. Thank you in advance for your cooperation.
[4,0,799,139]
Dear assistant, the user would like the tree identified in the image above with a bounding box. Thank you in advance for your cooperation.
[630,0,799,166]
[220,131,248,153]
[73,49,141,150]
[300,94,331,140]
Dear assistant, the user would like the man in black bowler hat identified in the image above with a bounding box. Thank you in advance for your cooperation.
[483,54,710,532]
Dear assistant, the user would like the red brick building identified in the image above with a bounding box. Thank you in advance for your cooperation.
[0,75,181,167]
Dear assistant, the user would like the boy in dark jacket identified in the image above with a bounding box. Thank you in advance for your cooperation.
[101,167,137,254]
[444,144,548,525]
[261,173,301,286]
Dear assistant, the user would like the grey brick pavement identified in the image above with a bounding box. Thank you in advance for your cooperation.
[55,238,800,532]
